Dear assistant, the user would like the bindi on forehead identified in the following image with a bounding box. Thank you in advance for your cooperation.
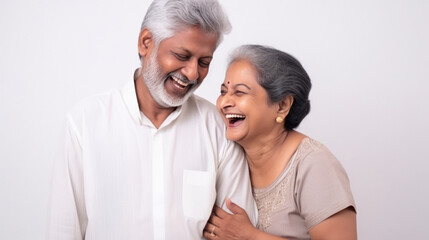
[227,81,230,84]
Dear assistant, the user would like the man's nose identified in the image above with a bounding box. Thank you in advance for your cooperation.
[182,59,199,82]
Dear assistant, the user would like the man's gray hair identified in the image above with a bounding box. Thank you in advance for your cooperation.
[141,0,231,47]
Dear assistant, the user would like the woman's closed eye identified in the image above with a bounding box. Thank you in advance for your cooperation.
[234,90,247,96]
[220,86,228,95]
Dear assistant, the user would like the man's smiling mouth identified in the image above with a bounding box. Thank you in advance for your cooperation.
[171,75,191,89]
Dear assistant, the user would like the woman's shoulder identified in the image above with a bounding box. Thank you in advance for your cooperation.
[291,136,352,194]
[297,137,328,154]
[293,136,342,170]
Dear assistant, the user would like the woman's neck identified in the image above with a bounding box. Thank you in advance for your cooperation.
[242,130,290,188]
[242,130,305,188]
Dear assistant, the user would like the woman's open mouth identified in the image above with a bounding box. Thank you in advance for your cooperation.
[225,114,246,127]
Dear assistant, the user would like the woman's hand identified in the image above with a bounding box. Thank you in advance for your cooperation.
[203,198,256,240]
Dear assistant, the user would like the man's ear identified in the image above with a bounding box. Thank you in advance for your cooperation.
[278,95,294,118]
[138,28,153,58]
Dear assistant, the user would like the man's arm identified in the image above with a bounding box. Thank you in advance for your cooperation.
[47,115,87,240]
[215,140,257,225]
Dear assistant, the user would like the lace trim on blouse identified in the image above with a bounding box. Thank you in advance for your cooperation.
[252,137,323,231]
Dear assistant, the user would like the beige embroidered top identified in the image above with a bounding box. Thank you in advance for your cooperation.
[253,137,356,239]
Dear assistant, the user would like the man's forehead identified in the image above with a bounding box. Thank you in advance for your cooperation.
[159,27,218,56]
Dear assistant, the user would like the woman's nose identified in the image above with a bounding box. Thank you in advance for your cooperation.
[218,93,234,109]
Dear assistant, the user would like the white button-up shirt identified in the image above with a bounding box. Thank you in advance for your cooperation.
[48,78,257,240]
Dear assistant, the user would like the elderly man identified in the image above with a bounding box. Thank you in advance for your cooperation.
[48,0,257,239]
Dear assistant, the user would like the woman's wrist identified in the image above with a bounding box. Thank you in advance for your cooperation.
[245,226,260,240]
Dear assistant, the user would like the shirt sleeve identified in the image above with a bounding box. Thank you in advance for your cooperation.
[47,114,87,240]
[215,140,258,226]
[294,147,356,230]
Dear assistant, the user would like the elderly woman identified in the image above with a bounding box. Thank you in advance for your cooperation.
[204,45,357,240]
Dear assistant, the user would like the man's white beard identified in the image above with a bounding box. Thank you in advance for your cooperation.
[141,51,200,108]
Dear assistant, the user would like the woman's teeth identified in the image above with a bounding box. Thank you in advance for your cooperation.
[225,114,246,119]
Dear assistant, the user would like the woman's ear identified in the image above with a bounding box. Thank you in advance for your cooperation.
[138,28,153,58]
[278,95,294,118]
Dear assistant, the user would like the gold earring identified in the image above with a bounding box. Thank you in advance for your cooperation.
[276,116,283,123]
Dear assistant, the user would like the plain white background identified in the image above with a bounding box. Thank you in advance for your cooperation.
[1,0,428,239]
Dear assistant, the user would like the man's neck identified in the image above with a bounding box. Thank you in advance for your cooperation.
[135,71,176,129]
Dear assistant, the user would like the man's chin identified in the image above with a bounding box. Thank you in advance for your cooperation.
[163,85,199,107]
[155,93,188,108]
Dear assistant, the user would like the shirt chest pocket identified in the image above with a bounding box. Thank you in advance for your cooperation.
[182,170,216,220]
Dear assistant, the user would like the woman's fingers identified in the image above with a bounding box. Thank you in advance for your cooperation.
[203,230,217,239]
[209,212,222,226]
[226,198,245,215]
[213,205,231,219]
[203,222,218,239]
[204,222,215,233]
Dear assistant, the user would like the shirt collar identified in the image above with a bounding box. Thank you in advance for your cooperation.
[121,68,186,128]
[120,69,143,125]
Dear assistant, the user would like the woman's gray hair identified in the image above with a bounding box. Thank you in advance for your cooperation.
[228,45,312,130]
[141,0,231,47]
